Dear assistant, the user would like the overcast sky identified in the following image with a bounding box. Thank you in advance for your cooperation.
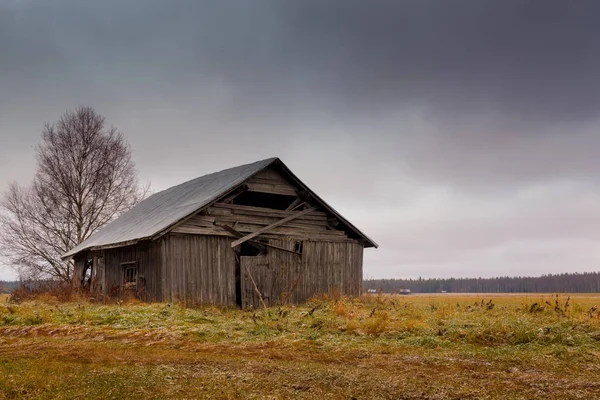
[1,1,600,280]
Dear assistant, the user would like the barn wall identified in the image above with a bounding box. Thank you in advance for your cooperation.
[75,234,363,306]
[161,233,237,306]
[168,199,364,307]
[241,239,363,308]
[99,240,164,302]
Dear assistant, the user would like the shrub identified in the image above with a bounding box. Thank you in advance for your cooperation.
[363,311,389,336]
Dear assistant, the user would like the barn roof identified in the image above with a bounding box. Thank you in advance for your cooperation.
[63,157,377,258]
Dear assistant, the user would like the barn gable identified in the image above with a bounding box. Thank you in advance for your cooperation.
[170,162,370,247]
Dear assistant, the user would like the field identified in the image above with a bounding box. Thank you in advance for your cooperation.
[1,294,600,399]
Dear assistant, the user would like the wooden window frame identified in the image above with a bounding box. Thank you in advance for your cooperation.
[121,261,138,289]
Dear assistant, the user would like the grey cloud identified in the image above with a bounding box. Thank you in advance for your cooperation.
[1,1,600,280]
[3,1,600,120]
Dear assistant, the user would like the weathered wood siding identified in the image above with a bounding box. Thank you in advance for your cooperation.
[168,200,364,307]
[161,234,236,305]
[72,255,85,289]
[241,239,363,309]
[173,203,351,242]
[99,240,164,302]
[245,168,298,196]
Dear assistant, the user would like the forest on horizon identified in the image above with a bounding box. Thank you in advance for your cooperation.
[364,272,600,294]
[3,271,600,294]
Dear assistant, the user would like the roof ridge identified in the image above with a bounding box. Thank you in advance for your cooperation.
[148,157,279,199]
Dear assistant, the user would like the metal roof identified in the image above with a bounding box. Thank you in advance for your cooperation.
[63,157,377,258]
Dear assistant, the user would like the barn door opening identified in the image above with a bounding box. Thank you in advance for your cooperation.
[235,242,265,308]
[240,255,271,309]
[81,258,93,290]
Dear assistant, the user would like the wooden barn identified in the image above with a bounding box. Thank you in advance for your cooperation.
[63,158,377,307]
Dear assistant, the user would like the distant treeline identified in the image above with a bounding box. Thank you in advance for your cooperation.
[364,272,600,293]
[4,273,600,295]
[0,281,20,293]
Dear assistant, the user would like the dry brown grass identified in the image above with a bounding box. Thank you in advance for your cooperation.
[0,293,599,399]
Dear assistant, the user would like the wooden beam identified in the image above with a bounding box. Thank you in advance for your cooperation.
[220,225,301,256]
[230,207,317,248]
[212,202,328,218]
[285,197,302,211]
[245,182,297,196]
[220,225,266,252]
[290,201,307,212]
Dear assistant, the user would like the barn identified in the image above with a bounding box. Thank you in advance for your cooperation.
[63,157,377,307]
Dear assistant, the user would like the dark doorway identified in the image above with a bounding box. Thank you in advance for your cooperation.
[81,259,93,290]
[234,242,266,307]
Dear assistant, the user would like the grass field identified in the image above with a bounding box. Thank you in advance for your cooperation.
[1,293,599,399]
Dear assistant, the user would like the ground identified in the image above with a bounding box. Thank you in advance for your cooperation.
[1,293,599,399]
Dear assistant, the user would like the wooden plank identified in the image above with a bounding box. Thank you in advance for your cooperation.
[220,225,301,256]
[231,207,317,248]
[213,218,336,233]
[250,169,290,183]
[288,201,306,212]
[285,197,302,211]
[205,213,327,228]
[206,207,233,217]
[211,209,327,224]
[219,225,266,253]
[172,226,355,242]
[187,215,216,223]
[212,203,328,218]
[245,182,297,196]
[225,223,346,237]
[172,226,233,236]
[228,211,326,224]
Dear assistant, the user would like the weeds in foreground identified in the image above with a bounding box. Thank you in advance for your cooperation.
[1,293,599,348]
[1,294,600,399]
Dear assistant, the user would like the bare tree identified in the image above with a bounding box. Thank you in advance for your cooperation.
[0,107,147,282]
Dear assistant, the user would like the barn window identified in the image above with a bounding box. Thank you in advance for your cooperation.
[233,191,297,210]
[121,261,138,288]
[294,241,304,254]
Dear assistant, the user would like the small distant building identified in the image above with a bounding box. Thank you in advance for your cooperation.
[398,288,411,295]
[63,157,377,307]
[367,289,378,294]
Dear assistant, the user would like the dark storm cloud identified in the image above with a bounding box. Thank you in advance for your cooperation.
[1,1,600,280]
[277,1,600,120]
[3,1,600,119]
[3,0,600,187]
